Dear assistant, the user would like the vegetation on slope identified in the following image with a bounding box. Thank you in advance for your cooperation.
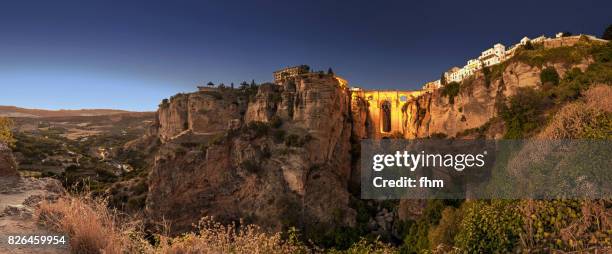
[500,40,611,138]
[37,194,397,254]
[0,117,14,146]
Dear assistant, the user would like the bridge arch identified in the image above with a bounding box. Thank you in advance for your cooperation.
[381,100,392,133]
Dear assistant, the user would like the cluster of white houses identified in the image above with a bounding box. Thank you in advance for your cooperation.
[422,32,570,90]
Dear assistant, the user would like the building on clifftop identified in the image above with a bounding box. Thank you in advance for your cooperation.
[273,65,310,83]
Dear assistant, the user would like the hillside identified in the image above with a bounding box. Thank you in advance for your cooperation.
[0,106,138,118]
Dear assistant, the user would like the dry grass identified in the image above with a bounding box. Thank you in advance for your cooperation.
[37,195,152,254]
[538,84,611,139]
[37,194,397,254]
[157,217,309,254]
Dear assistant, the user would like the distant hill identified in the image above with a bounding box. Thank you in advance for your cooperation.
[0,106,143,118]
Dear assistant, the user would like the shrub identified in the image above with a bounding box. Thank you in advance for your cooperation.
[240,159,260,172]
[540,67,560,86]
[269,115,283,128]
[428,207,462,249]
[603,24,612,40]
[284,133,312,147]
[246,121,270,138]
[284,134,300,147]
[327,237,397,254]
[482,66,492,88]
[454,200,523,253]
[0,117,14,146]
[201,91,223,100]
[499,87,551,138]
[272,129,286,143]
[441,82,460,104]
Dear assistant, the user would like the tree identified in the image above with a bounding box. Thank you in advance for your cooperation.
[230,82,235,89]
[561,31,572,37]
[327,67,334,75]
[440,73,448,86]
[603,24,612,40]
[540,67,560,86]
[250,79,257,88]
[524,41,534,50]
[0,117,15,147]
[218,83,226,89]
[239,81,249,90]
[206,81,215,87]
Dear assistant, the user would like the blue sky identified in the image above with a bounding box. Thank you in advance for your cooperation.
[0,0,610,111]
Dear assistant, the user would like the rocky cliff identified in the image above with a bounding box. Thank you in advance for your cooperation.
[398,58,593,139]
[146,74,356,235]
[144,40,607,237]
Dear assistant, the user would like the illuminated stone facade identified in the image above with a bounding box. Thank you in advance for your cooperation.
[351,89,427,138]
[273,65,310,83]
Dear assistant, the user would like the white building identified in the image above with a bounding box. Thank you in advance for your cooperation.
[422,79,441,90]
[435,34,570,86]
[478,43,505,67]
[444,67,462,83]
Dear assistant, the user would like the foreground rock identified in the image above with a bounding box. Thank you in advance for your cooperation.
[0,177,66,254]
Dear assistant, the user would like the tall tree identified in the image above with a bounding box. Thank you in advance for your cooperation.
[603,24,612,40]
[327,67,334,75]
[206,81,215,87]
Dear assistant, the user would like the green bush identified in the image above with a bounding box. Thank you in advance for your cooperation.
[540,67,560,86]
[400,200,460,253]
[454,200,523,253]
[246,121,270,138]
[428,207,462,249]
[441,82,460,104]
[499,87,551,138]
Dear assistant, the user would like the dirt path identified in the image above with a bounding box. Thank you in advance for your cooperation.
[0,177,68,254]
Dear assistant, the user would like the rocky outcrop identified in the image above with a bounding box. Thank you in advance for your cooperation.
[395,58,594,138]
[0,143,18,177]
[157,91,245,142]
[147,75,356,235]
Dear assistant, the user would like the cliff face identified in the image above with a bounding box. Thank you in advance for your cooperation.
[397,59,593,138]
[145,42,601,235]
[0,143,18,177]
[147,75,355,234]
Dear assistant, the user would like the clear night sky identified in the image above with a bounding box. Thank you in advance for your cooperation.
[0,0,610,111]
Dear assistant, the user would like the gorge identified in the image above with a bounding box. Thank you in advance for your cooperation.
[136,35,607,240]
